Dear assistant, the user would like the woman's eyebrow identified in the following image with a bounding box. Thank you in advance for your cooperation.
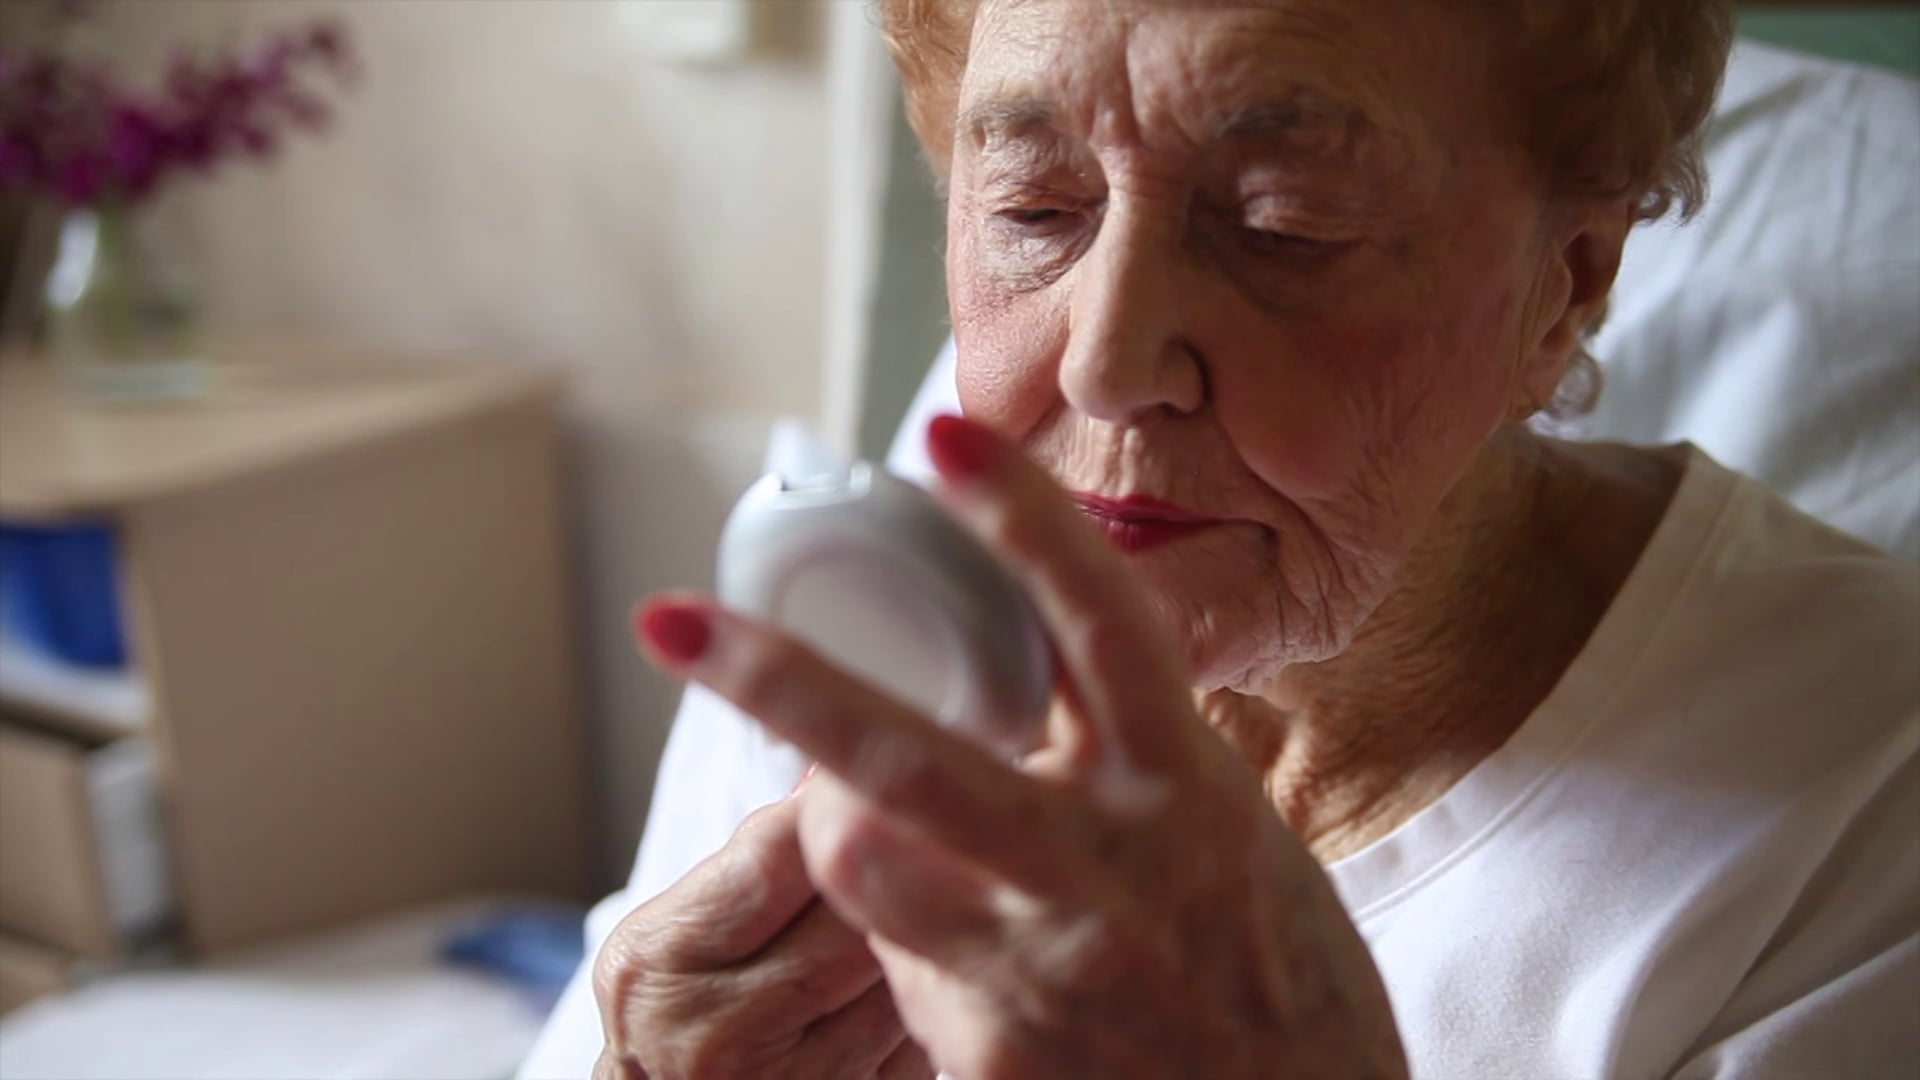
[956,91,1398,178]
[961,96,1060,148]
[961,93,1376,153]
[1213,93,1412,172]
[1214,96,1364,142]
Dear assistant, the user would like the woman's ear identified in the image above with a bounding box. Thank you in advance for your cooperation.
[1509,201,1635,421]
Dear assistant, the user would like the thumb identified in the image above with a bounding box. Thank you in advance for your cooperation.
[643,792,815,969]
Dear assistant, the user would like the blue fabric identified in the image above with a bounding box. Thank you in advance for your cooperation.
[0,522,126,668]
[442,904,589,1015]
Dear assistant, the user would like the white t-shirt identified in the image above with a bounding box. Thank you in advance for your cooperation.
[1331,445,1918,1078]
[519,446,1918,1079]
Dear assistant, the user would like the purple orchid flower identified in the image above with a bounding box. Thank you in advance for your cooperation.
[0,11,353,208]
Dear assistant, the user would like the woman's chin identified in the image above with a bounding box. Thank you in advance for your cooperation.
[1138,575,1275,687]
[1135,556,1354,687]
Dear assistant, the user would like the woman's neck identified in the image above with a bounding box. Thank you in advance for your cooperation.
[1203,430,1682,863]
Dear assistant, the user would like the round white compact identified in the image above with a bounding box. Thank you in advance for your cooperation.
[717,462,1053,758]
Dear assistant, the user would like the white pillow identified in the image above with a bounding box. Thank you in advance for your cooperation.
[884,336,956,486]
[1571,42,1920,557]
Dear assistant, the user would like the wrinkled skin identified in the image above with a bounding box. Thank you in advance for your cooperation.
[591,791,934,1080]
[948,0,1607,686]
[596,0,1646,1076]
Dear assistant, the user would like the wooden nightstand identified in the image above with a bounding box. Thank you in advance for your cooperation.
[0,347,589,1005]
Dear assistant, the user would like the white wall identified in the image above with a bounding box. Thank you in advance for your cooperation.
[91,0,855,883]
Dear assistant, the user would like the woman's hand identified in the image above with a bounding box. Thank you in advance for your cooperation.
[634,414,1406,1079]
[591,786,936,1079]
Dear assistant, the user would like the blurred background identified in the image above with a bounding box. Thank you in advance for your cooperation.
[0,1,1911,1078]
[0,1,949,1075]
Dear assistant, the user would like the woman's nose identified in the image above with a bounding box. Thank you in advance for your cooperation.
[1059,207,1206,422]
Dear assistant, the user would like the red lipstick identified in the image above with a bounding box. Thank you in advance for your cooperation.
[1071,494,1224,553]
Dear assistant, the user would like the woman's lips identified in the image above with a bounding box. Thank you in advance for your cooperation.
[1071,494,1226,553]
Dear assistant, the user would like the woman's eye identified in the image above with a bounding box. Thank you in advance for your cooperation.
[1006,208,1062,225]
[1242,226,1351,264]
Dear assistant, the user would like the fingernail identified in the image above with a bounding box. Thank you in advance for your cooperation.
[635,601,711,665]
[788,762,817,796]
[927,413,1001,480]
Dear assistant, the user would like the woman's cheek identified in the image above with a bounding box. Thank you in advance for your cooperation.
[1210,321,1409,511]
[950,257,1068,435]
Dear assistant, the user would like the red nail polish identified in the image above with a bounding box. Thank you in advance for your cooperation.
[927,413,1000,479]
[638,603,711,665]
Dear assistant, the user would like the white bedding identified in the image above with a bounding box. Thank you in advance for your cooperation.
[0,901,545,1080]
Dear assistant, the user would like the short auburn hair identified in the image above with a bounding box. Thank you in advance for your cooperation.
[879,0,1732,222]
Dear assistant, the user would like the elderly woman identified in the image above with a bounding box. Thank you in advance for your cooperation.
[588,1,1918,1076]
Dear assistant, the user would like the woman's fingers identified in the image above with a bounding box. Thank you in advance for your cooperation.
[593,796,820,1059]
[589,1047,641,1080]
[637,596,1083,894]
[618,794,815,972]
[924,414,1194,769]
[876,1037,938,1080]
[797,775,1009,967]
[730,897,883,1021]
[798,980,912,1078]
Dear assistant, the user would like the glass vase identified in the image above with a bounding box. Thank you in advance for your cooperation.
[43,206,210,405]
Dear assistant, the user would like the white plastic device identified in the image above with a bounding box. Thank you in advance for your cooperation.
[717,453,1054,759]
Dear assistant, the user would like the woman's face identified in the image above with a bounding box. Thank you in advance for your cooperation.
[946,0,1576,688]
